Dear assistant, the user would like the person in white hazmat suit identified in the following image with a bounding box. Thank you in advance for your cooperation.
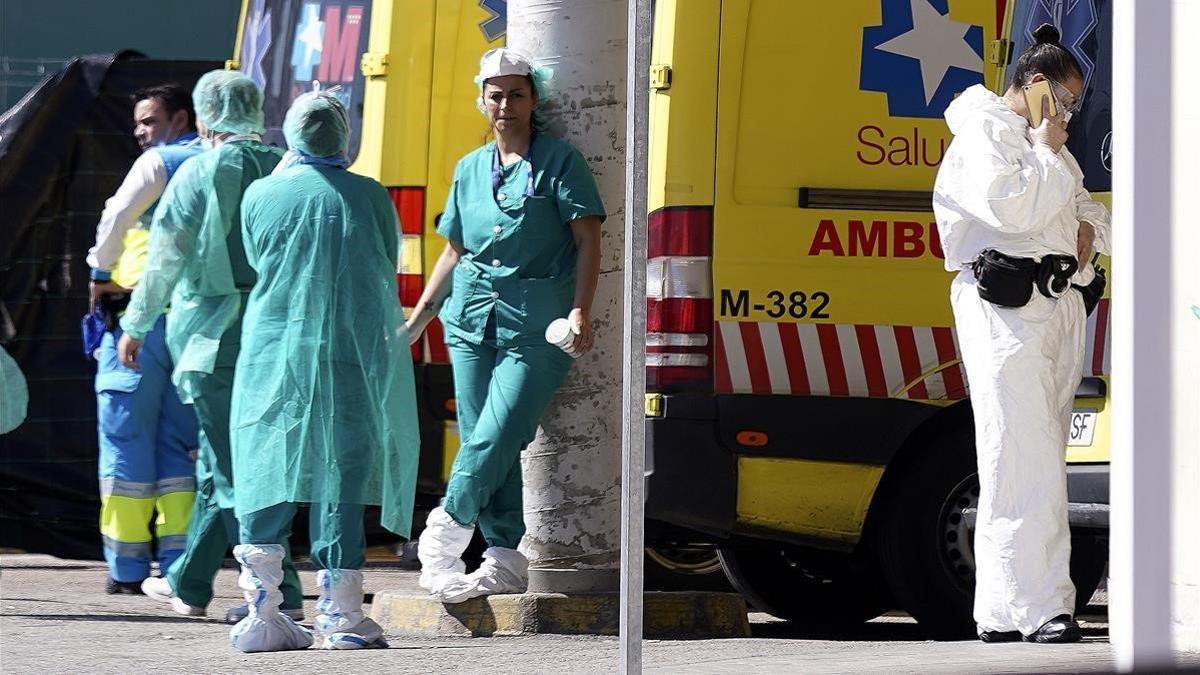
[932,23,1111,644]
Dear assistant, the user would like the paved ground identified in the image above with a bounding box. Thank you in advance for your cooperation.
[1,554,1194,673]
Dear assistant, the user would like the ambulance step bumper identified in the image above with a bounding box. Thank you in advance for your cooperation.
[963,503,1109,530]
[963,463,1110,530]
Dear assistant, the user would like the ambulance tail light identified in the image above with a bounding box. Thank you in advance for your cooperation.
[390,187,426,361]
[646,206,713,393]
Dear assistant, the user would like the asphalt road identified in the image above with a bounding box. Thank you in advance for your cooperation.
[1,554,1193,673]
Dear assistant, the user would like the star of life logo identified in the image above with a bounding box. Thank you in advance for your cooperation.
[1023,0,1098,107]
[479,0,507,42]
[860,0,985,119]
[240,0,365,93]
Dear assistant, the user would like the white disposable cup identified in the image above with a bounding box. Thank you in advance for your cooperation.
[545,317,580,358]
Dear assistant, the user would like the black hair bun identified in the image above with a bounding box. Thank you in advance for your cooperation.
[1033,23,1061,44]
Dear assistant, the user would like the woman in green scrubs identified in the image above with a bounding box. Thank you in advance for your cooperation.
[406,48,605,603]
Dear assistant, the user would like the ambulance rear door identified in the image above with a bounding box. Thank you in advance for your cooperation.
[712,0,1004,405]
[233,0,377,169]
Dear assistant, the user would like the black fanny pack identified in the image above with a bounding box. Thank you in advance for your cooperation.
[971,249,1100,315]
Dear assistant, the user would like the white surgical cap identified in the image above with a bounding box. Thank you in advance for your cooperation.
[476,48,534,82]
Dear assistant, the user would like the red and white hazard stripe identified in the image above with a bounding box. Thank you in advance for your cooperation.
[716,322,968,400]
[716,305,1112,399]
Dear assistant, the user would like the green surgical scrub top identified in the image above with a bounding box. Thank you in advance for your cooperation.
[437,135,606,347]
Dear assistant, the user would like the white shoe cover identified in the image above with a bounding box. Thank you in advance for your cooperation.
[417,507,474,594]
[229,544,313,653]
[141,576,205,616]
[141,576,175,602]
[314,569,387,650]
[434,547,528,604]
[320,617,387,650]
[170,596,206,617]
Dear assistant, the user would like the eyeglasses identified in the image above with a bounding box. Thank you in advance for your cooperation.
[1046,77,1081,123]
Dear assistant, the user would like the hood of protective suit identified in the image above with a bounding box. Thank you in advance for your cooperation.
[943,84,1026,137]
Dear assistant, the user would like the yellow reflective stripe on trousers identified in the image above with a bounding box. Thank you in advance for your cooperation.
[154,491,196,537]
[99,495,155,543]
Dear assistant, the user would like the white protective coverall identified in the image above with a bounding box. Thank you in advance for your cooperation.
[932,84,1111,636]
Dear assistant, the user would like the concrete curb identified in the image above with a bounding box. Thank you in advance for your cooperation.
[370,591,751,639]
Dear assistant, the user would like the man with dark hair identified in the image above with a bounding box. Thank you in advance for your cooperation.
[87,82,202,595]
[128,84,196,151]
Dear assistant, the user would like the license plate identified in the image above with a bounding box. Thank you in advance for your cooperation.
[1068,410,1097,447]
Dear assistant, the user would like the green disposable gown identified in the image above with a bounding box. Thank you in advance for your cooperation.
[230,164,419,537]
[0,346,28,434]
[121,140,284,402]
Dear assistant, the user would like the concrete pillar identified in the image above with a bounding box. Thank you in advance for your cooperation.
[1110,0,1175,669]
[509,0,627,593]
[1171,0,1200,654]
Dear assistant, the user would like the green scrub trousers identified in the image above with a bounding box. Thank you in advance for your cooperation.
[441,323,572,549]
[240,502,367,570]
[164,314,303,610]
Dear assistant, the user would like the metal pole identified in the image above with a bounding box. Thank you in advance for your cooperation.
[619,0,650,671]
[1110,0,1175,670]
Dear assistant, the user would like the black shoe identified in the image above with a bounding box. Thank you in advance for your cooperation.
[978,629,1022,643]
[1024,614,1082,643]
[105,577,144,595]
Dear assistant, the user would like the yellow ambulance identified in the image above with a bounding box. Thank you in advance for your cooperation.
[643,0,1113,636]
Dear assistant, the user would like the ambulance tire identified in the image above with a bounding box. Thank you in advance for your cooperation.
[644,546,732,592]
[1069,534,1108,611]
[876,423,978,640]
[716,544,889,630]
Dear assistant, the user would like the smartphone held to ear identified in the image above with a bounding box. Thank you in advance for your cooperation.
[1023,79,1057,127]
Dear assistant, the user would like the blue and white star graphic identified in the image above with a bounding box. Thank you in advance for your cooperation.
[861,0,985,118]
[240,0,273,88]
[291,2,324,83]
[1025,0,1097,105]
[479,0,506,43]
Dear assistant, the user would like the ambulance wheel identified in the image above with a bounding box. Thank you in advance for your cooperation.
[1069,534,1108,611]
[717,544,889,629]
[644,546,731,592]
[877,421,979,639]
